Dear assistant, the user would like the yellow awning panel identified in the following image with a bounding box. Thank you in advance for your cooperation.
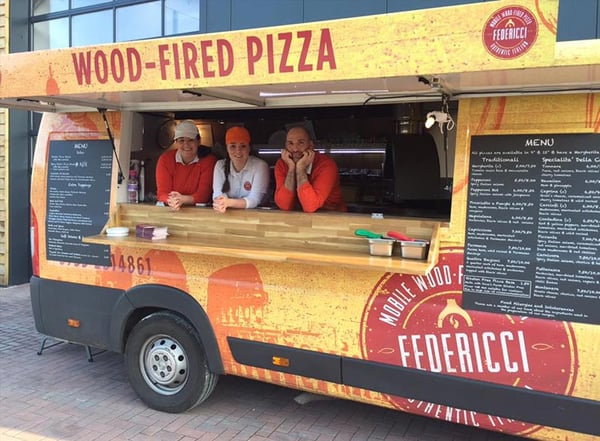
[0,0,597,112]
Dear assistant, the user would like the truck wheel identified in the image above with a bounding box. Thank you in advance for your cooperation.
[125,311,218,413]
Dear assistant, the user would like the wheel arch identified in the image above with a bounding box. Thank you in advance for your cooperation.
[109,284,224,375]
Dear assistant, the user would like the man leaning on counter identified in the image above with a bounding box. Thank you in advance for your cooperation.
[274,125,347,213]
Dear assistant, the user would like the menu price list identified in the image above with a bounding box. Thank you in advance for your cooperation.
[46,140,112,266]
[462,134,600,325]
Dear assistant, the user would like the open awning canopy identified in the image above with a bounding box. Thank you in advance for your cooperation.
[1,0,598,113]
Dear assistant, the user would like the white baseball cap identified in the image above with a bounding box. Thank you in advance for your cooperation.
[174,120,199,140]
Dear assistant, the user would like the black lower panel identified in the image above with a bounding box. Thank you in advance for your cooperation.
[227,337,341,383]
[228,337,600,436]
[30,276,124,349]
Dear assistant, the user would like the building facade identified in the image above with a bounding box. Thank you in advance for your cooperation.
[1,0,7,285]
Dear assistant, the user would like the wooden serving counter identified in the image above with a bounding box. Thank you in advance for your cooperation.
[83,203,445,275]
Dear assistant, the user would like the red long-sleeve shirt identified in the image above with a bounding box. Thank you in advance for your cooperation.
[274,152,346,213]
[156,148,217,204]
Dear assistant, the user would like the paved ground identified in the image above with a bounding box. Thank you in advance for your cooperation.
[0,283,525,441]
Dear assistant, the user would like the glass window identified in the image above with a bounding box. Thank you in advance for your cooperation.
[33,18,69,50]
[165,0,200,35]
[116,2,162,41]
[72,0,112,7]
[32,0,69,15]
[231,0,302,29]
[72,10,113,46]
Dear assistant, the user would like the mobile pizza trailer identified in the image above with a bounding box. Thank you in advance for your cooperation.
[0,0,599,440]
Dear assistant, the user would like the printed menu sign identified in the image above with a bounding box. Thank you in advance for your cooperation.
[46,140,112,265]
[463,134,600,325]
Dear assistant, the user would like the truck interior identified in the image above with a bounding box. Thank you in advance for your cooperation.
[133,102,453,219]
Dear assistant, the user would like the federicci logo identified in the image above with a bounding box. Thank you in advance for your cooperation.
[482,6,538,59]
[360,247,576,435]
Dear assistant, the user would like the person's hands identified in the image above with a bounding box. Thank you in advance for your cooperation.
[280,149,295,168]
[167,191,184,211]
[295,149,314,174]
[213,195,228,213]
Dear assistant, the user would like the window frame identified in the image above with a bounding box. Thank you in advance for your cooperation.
[30,0,206,48]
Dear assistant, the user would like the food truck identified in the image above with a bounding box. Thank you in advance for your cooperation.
[0,0,598,439]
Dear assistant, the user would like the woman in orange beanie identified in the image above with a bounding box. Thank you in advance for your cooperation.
[212,126,270,213]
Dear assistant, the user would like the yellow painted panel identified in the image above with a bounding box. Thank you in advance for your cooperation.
[0,0,559,99]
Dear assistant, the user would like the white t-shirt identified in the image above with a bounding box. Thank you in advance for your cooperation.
[212,155,270,209]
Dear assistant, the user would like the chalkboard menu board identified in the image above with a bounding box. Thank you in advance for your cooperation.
[46,140,112,266]
[463,134,600,325]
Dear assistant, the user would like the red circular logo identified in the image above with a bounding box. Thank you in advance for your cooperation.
[482,6,538,59]
[244,181,252,191]
[360,248,576,435]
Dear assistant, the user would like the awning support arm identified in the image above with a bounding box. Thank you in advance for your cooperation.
[98,108,124,185]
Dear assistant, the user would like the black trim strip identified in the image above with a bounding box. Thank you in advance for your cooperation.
[227,337,341,383]
[228,337,600,436]
[343,358,600,436]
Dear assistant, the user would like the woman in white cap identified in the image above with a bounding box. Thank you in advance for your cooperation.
[156,119,217,210]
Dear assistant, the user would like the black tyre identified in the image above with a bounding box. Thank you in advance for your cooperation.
[125,311,218,413]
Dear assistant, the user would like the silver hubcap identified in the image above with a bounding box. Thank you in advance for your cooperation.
[140,335,188,395]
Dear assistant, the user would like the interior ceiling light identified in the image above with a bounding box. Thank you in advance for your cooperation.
[259,90,326,97]
[260,89,389,98]
[424,94,455,133]
[331,89,389,94]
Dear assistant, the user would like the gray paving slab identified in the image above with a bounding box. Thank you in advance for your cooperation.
[0,283,525,441]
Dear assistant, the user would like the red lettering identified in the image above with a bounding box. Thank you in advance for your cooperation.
[105,48,144,83]
[278,32,293,73]
[126,48,142,81]
[246,29,335,75]
[171,44,181,79]
[266,34,275,74]
[182,42,199,79]
[216,39,233,76]
[297,31,313,72]
[110,49,125,83]
[158,44,171,80]
[246,36,262,75]
[200,40,215,78]
[317,28,336,70]
[110,253,152,276]
[71,51,93,85]
[94,51,108,84]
